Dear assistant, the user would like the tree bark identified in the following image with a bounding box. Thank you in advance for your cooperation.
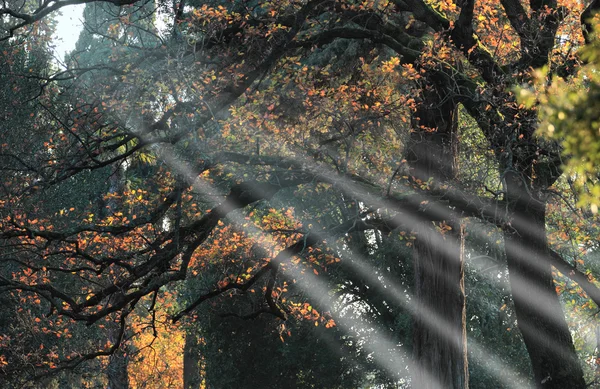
[407,82,468,389]
[183,331,202,389]
[106,327,129,389]
[503,171,585,389]
[106,355,129,389]
[411,224,467,389]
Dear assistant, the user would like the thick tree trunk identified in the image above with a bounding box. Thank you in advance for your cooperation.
[503,172,585,389]
[407,83,468,389]
[183,331,202,389]
[411,224,467,389]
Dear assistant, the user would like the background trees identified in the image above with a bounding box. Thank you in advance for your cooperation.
[2,0,600,388]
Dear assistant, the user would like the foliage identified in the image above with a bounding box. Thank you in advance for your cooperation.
[2,0,600,388]
[521,15,600,209]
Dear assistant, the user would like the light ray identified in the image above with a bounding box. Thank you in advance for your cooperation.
[140,135,542,387]
[105,73,584,388]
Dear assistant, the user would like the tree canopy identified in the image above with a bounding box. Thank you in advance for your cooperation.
[2,0,600,388]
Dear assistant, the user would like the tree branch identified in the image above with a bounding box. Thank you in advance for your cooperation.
[549,250,600,309]
[0,0,140,40]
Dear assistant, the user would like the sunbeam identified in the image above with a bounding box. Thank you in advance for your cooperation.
[3,2,599,388]
[142,137,535,388]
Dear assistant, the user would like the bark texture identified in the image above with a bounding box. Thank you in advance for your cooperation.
[183,332,202,389]
[503,172,585,389]
[407,82,468,389]
[106,327,129,389]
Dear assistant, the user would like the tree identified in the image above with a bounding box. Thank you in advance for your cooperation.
[2,1,600,388]
[407,76,467,388]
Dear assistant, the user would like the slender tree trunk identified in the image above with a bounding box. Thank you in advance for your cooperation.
[407,82,468,389]
[183,331,202,389]
[503,172,585,389]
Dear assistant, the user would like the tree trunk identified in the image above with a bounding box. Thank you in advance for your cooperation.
[183,331,202,389]
[106,356,129,389]
[407,82,468,389]
[106,331,129,389]
[503,172,585,389]
[411,223,467,389]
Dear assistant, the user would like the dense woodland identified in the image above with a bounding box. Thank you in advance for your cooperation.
[2,0,600,388]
